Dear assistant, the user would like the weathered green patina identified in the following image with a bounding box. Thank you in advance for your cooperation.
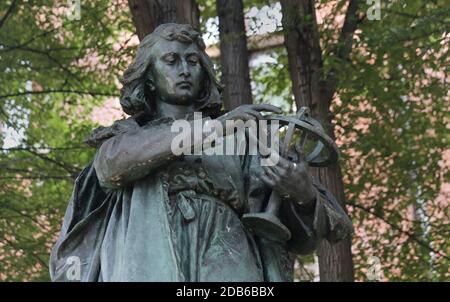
[50,23,353,282]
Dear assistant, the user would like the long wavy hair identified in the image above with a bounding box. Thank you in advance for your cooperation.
[120,23,222,120]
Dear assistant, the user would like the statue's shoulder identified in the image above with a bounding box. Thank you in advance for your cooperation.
[84,117,140,148]
[84,114,174,148]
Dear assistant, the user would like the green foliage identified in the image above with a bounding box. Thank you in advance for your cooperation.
[334,0,449,281]
[250,48,293,111]
[0,0,448,281]
[245,0,449,281]
[0,0,134,281]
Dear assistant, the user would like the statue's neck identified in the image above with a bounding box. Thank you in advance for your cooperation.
[155,100,194,120]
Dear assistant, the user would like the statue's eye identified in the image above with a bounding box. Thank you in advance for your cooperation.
[163,53,177,64]
[187,55,199,65]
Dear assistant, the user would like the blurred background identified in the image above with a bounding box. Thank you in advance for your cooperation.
[0,0,448,281]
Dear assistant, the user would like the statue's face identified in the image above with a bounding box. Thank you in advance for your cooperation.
[148,39,205,106]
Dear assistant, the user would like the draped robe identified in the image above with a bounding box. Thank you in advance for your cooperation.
[50,116,353,282]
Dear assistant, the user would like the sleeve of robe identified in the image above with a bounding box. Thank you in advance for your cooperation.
[49,118,141,281]
[49,162,118,281]
[49,116,140,281]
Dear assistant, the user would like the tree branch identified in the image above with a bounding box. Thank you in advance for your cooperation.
[325,0,361,102]
[0,27,60,50]
[24,148,81,176]
[0,89,118,99]
[0,0,17,29]
[1,146,88,151]
[0,175,73,180]
[1,237,49,270]
[6,45,84,83]
[348,202,450,261]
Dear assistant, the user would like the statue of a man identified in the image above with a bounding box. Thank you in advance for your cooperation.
[50,23,353,282]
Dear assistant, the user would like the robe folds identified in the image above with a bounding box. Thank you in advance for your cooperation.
[50,117,353,282]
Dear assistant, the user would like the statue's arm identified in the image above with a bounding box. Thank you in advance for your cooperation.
[93,118,211,189]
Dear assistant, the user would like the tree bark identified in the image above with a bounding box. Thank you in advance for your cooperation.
[280,0,360,282]
[128,0,200,41]
[217,0,253,110]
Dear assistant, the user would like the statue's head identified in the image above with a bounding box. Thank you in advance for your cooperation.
[120,23,222,118]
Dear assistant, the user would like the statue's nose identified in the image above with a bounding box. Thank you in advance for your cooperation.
[179,60,191,77]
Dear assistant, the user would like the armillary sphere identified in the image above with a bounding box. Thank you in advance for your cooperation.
[242,107,340,242]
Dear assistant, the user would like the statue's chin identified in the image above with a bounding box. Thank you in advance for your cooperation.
[163,94,197,106]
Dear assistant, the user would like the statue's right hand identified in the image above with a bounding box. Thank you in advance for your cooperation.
[216,104,282,134]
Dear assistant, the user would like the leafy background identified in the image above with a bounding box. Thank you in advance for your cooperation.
[0,0,448,281]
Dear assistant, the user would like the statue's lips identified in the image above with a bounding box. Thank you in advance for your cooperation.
[176,81,192,88]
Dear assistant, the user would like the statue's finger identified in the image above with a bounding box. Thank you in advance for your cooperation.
[250,104,282,113]
[294,143,307,163]
[276,156,291,169]
[262,165,281,182]
[258,172,276,188]
[270,164,287,177]
[245,109,263,121]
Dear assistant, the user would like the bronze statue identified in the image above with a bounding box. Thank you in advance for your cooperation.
[50,23,353,282]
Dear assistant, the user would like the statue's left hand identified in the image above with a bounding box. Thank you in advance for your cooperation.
[259,156,317,207]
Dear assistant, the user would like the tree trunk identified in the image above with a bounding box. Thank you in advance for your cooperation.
[315,167,355,282]
[128,0,200,40]
[217,0,253,110]
[280,0,358,282]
